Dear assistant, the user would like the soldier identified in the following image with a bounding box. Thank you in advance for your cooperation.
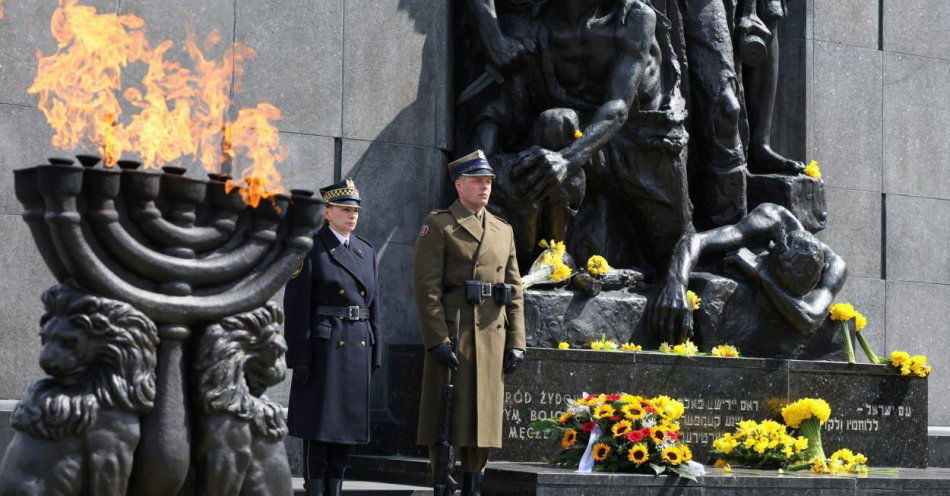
[413,150,526,496]
[284,179,382,496]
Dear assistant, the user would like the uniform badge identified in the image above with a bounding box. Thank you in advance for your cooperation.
[419,225,430,237]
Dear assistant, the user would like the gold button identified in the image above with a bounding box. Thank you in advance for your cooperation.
[337,340,345,348]
[339,289,345,295]
[360,290,366,296]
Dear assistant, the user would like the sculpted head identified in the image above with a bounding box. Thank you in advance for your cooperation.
[766,230,826,297]
[12,285,160,439]
[196,302,287,412]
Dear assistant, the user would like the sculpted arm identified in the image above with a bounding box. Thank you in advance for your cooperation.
[560,5,655,173]
[651,203,806,342]
[756,246,847,335]
[467,0,531,68]
[412,216,450,349]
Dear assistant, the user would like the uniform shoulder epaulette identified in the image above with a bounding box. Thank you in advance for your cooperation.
[354,233,374,249]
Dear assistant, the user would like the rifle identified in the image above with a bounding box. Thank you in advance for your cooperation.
[433,310,460,496]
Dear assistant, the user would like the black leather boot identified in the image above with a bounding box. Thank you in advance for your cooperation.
[306,479,324,496]
[461,472,483,496]
[325,478,343,496]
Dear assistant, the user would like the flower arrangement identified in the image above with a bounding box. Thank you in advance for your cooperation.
[828,303,858,363]
[781,398,831,463]
[659,339,699,356]
[712,397,870,474]
[711,345,740,358]
[586,255,610,276]
[804,160,822,179]
[686,290,701,310]
[558,342,570,349]
[809,448,869,474]
[829,303,932,377]
[621,343,643,352]
[530,393,703,480]
[590,334,619,351]
[711,419,809,469]
[522,239,573,289]
[890,351,932,377]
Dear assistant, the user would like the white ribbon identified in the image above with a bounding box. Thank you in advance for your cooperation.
[576,424,603,473]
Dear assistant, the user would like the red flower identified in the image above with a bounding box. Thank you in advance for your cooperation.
[610,415,622,422]
[643,404,656,413]
[668,431,679,441]
[626,430,644,443]
[582,422,596,432]
[605,394,621,402]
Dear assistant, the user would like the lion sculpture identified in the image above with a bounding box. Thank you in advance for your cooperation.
[193,301,292,496]
[0,284,159,496]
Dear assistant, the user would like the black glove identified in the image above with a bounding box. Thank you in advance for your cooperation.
[503,348,524,374]
[429,342,460,371]
[292,365,311,386]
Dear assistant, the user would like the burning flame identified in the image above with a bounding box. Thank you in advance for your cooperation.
[28,0,285,207]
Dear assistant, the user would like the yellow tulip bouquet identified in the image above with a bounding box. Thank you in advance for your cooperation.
[829,303,932,377]
[522,239,573,289]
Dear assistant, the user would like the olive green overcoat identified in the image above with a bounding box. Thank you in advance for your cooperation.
[412,200,526,448]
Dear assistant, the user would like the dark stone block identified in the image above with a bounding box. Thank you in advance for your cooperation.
[748,173,828,233]
[0,409,13,459]
[375,346,927,469]
[788,360,929,468]
[523,289,647,348]
[498,349,788,464]
[929,435,950,468]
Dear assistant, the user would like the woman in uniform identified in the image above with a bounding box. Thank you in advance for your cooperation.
[283,179,382,496]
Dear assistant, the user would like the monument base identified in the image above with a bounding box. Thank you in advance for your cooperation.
[381,346,927,468]
[484,463,950,496]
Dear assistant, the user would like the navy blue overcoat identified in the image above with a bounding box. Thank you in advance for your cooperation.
[283,224,381,443]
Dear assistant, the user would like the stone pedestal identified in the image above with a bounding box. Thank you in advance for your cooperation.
[379,346,927,468]
[523,289,648,348]
[748,173,828,232]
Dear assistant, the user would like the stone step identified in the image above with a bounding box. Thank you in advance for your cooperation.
[292,478,432,495]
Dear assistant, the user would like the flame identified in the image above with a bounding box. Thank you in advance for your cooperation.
[224,104,287,208]
[0,0,5,20]
[28,0,285,206]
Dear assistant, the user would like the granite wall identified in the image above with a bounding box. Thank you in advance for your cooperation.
[0,0,451,417]
[0,0,947,435]
[772,0,950,428]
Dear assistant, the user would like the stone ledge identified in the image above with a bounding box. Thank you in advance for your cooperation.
[484,463,950,495]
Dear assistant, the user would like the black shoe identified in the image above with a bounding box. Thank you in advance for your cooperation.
[461,472,483,496]
[306,478,324,496]
[325,478,343,496]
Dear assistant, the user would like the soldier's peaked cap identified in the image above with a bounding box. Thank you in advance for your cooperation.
[447,150,495,181]
[319,178,361,207]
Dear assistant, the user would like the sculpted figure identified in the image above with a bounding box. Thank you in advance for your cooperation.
[649,203,847,357]
[0,285,159,496]
[459,0,691,278]
[193,302,291,496]
[736,0,805,174]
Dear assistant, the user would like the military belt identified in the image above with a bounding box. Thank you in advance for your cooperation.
[444,281,513,305]
[316,305,369,321]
